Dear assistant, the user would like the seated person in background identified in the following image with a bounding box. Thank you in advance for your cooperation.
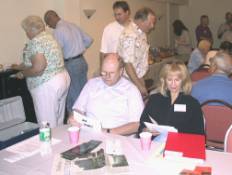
[219,40,232,55]
[191,50,218,82]
[69,53,144,136]
[192,52,232,104]
[220,42,232,79]
[188,39,211,73]
[138,60,205,136]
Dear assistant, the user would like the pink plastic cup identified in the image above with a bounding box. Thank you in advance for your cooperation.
[139,132,152,151]
[68,126,80,144]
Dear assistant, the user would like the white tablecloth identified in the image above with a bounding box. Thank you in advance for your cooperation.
[0,125,232,175]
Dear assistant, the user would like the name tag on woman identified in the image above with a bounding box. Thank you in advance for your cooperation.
[174,104,186,112]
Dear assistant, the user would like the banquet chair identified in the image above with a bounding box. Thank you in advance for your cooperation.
[201,99,232,150]
[190,65,211,82]
[224,124,232,153]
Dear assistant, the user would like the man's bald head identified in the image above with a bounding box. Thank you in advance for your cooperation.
[102,53,124,68]
[44,10,60,29]
[101,53,124,86]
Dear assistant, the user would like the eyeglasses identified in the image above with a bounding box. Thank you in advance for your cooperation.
[100,71,115,77]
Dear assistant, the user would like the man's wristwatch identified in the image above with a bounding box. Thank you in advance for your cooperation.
[106,128,110,133]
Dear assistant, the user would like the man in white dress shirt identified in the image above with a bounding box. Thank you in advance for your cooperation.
[69,53,144,136]
[100,1,131,63]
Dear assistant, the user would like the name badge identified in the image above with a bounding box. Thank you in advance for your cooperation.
[174,104,186,112]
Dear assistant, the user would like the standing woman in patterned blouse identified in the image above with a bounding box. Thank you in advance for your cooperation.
[13,15,70,128]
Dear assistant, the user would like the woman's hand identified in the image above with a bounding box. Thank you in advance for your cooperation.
[15,72,24,79]
[150,130,160,136]
[143,127,160,136]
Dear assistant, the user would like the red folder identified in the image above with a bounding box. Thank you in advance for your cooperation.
[164,132,206,161]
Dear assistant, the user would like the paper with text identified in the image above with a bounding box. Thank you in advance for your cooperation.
[73,111,102,131]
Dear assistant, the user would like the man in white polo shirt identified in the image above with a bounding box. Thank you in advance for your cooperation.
[69,53,144,136]
[100,1,131,63]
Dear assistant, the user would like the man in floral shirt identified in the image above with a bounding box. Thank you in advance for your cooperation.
[117,7,156,97]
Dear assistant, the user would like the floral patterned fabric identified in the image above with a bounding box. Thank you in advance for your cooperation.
[23,31,64,90]
[117,22,149,78]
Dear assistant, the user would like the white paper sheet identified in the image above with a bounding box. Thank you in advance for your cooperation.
[144,122,177,134]
[73,111,102,131]
[4,135,61,163]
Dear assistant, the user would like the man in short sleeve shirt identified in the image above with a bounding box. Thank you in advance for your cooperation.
[70,54,144,136]
[118,7,156,97]
[44,10,93,114]
[100,1,131,63]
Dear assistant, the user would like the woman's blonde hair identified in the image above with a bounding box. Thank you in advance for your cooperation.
[157,60,192,96]
[21,15,45,36]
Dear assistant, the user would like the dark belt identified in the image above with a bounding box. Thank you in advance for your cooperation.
[64,54,83,62]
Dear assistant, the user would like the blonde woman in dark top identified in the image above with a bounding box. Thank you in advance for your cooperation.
[138,60,205,136]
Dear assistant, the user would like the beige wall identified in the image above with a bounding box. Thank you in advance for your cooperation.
[179,0,232,48]
[0,0,53,65]
[168,3,179,48]
[0,0,171,78]
[0,0,79,65]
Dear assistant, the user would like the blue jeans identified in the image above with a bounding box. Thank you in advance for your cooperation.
[65,57,88,113]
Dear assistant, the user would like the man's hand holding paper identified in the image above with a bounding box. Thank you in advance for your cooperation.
[72,111,102,131]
